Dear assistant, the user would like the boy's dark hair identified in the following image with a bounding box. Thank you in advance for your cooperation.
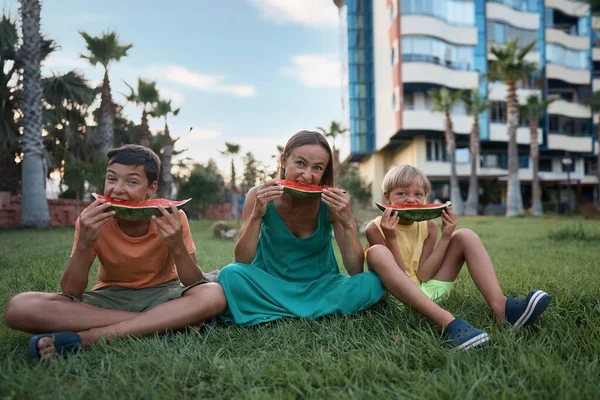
[106,145,161,183]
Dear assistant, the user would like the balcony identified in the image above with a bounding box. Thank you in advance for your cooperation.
[547,134,594,152]
[546,64,590,85]
[401,15,477,46]
[546,27,590,50]
[547,99,591,119]
[402,62,479,89]
[486,2,539,30]
[403,108,472,135]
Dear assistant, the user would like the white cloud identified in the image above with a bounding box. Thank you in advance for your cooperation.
[43,54,90,71]
[158,86,185,106]
[145,64,256,98]
[249,0,339,28]
[282,54,340,88]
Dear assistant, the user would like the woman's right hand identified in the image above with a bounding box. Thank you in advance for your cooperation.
[380,207,399,240]
[252,180,284,218]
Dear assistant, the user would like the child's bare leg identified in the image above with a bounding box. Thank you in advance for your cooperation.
[367,245,454,331]
[77,283,226,347]
[4,292,138,333]
[431,229,507,322]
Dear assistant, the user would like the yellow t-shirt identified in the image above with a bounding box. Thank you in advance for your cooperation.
[70,210,196,290]
[369,217,429,286]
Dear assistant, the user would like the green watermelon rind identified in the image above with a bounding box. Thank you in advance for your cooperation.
[375,201,451,222]
[91,193,192,221]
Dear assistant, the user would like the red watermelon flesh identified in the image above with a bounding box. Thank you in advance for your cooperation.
[91,193,191,221]
[275,180,345,197]
[375,201,451,222]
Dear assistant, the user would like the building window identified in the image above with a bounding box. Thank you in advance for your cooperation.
[584,158,598,175]
[401,0,475,26]
[546,44,588,70]
[519,154,529,169]
[490,101,529,126]
[548,115,591,136]
[487,21,537,47]
[456,148,470,163]
[402,36,474,71]
[539,158,553,172]
[488,0,537,12]
[426,138,447,162]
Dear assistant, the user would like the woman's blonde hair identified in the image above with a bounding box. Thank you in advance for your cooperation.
[381,165,431,196]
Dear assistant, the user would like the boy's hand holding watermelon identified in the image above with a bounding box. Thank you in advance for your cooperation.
[151,204,185,253]
[78,198,116,247]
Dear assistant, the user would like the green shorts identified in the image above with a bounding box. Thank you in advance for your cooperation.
[419,279,455,302]
[60,280,208,312]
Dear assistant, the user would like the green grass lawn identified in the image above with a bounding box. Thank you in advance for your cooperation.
[1,217,599,399]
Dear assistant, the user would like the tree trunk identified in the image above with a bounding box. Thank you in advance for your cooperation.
[505,80,523,217]
[158,122,173,198]
[18,0,51,228]
[138,108,151,148]
[230,158,236,191]
[530,118,543,216]
[445,112,464,215]
[98,69,115,155]
[465,116,479,216]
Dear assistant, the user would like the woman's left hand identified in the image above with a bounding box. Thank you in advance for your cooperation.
[322,188,354,228]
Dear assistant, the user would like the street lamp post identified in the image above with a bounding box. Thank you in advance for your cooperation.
[561,152,573,215]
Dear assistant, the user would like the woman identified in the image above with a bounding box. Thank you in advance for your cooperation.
[217,130,385,326]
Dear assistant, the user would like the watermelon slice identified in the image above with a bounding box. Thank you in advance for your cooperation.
[275,180,346,197]
[375,201,451,222]
[91,193,192,221]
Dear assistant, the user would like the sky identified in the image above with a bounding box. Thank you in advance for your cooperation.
[3,0,348,180]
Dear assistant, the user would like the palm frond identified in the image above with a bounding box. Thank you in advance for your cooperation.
[79,30,133,69]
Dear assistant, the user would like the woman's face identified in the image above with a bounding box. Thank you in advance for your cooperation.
[281,144,329,186]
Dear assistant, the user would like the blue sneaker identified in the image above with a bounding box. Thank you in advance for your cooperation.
[505,290,551,328]
[442,318,490,350]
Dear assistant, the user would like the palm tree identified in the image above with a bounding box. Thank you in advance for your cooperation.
[42,70,95,168]
[220,142,241,190]
[18,0,51,228]
[464,89,490,216]
[429,87,465,215]
[220,142,241,219]
[1,13,22,194]
[317,121,347,174]
[151,99,180,198]
[80,31,132,156]
[522,94,555,216]
[583,91,600,210]
[124,78,159,148]
[489,39,538,217]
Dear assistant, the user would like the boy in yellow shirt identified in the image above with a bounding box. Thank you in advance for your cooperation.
[366,165,550,349]
[5,145,226,361]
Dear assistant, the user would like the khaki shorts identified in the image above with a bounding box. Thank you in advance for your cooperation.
[60,272,218,312]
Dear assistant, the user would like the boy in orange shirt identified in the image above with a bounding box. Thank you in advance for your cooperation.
[4,145,226,361]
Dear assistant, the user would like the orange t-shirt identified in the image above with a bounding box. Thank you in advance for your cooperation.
[70,210,196,290]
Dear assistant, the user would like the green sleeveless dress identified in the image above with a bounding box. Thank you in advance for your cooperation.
[217,202,385,326]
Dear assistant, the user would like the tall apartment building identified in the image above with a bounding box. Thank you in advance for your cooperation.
[346,0,599,209]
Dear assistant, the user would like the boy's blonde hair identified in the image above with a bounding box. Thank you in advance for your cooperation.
[381,165,431,196]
